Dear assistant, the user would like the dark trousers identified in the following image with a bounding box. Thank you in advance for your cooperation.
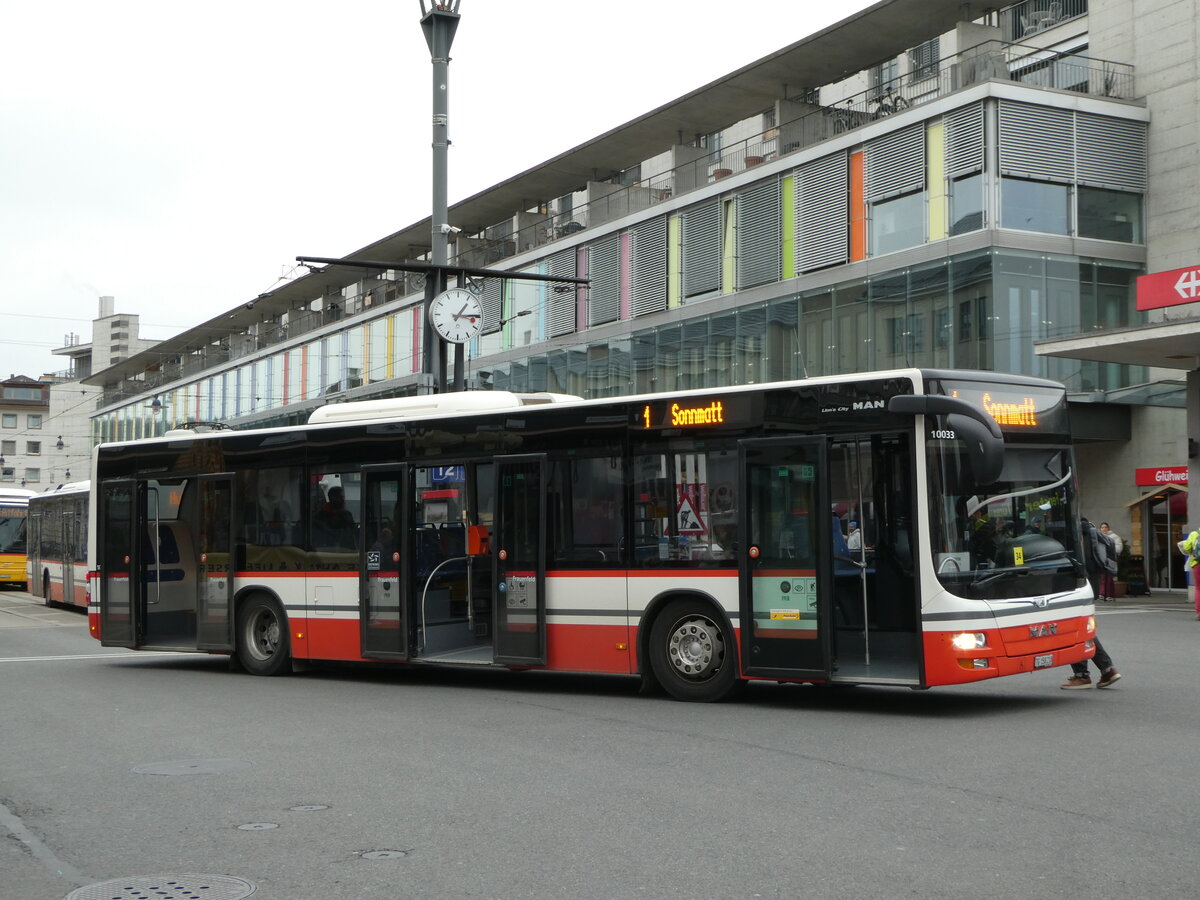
[1072,636,1114,676]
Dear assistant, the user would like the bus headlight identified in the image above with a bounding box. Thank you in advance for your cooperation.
[1086,616,1096,634]
[951,632,987,651]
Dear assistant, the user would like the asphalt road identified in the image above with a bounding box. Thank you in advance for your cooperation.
[2,589,1197,900]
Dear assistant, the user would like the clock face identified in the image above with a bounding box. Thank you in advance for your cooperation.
[429,288,484,343]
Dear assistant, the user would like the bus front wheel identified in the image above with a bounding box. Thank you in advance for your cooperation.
[648,600,741,702]
[236,595,292,676]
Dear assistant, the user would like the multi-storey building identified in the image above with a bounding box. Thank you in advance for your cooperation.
[37,296,155,487]
[81,0,1195,584]
[0,376,50,488]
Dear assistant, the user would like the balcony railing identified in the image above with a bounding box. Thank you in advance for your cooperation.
[999,0,1087,42]
[453,39,1133,273]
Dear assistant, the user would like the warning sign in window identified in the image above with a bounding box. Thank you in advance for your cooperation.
[676,496,707,535]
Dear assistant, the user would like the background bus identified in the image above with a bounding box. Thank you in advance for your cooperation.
[0,487,36,590]
[89,369,1096,701]
[27,481,90,609]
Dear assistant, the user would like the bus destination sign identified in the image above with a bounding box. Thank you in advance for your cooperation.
[638,396,746,430]
[925,378,1069,434]
[944,386,1049,428]
[981,393,1038,427]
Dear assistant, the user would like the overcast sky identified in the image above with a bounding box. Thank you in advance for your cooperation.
[2,0,873,381]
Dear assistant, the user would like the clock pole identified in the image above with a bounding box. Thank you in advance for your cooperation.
[420,0,461,392]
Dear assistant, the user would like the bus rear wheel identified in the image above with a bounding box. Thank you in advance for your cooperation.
[236,595,292,676]
[649,600,741,702]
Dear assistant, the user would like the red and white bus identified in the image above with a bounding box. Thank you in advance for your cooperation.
[27,481,90,609]
[0,487,36,590]
[89,369,1096,701]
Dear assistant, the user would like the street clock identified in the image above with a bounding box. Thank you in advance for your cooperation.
[428,287,484,343]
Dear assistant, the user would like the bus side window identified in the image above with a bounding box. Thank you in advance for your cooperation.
[550,456,623,566]
[239,467,301,548]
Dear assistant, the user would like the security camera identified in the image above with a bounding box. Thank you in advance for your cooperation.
[439,223,462,235]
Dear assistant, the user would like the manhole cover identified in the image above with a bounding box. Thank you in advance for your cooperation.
[66,873,256,900]
[236,822,278,831]
[131,759,253,777]
[288,804,329,812]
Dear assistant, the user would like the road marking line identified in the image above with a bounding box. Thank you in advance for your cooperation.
[0,652,191,663]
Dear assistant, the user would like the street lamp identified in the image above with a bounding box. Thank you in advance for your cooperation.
[498,309,533,328]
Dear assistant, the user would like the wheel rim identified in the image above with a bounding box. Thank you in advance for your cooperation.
[665,615,725,682]
[245,606,281,661]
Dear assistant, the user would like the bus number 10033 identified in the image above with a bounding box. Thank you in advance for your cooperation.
[930,429,957,440]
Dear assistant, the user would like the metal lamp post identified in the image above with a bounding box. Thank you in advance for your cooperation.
[420,1,462,391]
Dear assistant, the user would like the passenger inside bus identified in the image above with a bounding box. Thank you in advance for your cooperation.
[314,485,357,549]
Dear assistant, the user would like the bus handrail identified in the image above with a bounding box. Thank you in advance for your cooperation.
[419,555,472,651]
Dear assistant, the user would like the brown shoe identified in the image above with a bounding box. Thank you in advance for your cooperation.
[1097,668,1122,689]
[1061,674,1092,689]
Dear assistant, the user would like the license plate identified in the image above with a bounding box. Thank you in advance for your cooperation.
[1034,653,1054,669]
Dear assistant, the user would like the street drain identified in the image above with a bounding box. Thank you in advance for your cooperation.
[236,822,278,831]
[131,759,253,777]
[65,873,256,900]
[288,804,329,812]
[361,850,408,859]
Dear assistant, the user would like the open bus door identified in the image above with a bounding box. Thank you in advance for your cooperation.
[739,437,833,680]
[493,454,547,666]
[98,479,141,647]
[360,465,411,659]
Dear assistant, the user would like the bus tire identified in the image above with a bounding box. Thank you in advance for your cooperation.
[236,595,292,676]
[648,599,741,702]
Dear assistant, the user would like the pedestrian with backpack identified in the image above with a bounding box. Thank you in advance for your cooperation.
[1061,516,1122,689]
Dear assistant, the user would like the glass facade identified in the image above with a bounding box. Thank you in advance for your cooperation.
[478,250,1145,398]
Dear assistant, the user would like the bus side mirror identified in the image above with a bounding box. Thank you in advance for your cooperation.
[888,394,1005,487]
[467,525,491,556]
[946,413,1004,486]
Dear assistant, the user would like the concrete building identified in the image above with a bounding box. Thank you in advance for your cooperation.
[43,296,156,487]
[0,376,50,488]
[81,0,1193,585]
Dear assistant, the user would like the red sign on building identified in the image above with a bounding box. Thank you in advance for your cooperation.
[1134,466,1188,486]
[1137,266,1200,311]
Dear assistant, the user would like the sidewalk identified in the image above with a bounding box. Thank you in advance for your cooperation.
[1113,589,1190,606]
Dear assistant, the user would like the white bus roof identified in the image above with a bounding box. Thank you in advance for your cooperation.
[306,391,582,425]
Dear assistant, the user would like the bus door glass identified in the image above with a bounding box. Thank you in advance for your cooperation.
[361,465,409,659]
[59,501,75,604]
[829,433,919,683]
[99,479,139,647]
[26,506,42,597]
[739,437,831,678]
[493,454,547,665]
[196,475,235,650]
